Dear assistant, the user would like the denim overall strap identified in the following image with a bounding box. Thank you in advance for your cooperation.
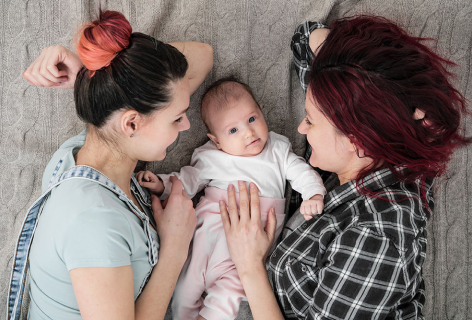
[7,152,158,320]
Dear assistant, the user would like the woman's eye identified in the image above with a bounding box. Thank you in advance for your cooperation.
[175,117,183,123]
[249,116,256,123]
[305,117,312,125]
[230,128,238,134]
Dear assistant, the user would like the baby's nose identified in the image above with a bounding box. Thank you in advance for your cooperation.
[245,128,255,138]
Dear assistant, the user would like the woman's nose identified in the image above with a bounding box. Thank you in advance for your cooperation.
[298,119,307,134]
[180,116,191,131]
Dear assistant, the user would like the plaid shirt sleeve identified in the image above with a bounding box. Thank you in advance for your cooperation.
[291,21,328,93]
[289,21,330,215]
[306,227,407,319]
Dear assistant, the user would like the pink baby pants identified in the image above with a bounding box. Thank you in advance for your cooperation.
[171,187,286,320]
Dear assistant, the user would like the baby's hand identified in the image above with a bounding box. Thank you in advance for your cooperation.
[300,194,324,221]
[136,171,164,195]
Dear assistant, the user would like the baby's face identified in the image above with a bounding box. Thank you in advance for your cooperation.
[208,93,269,157]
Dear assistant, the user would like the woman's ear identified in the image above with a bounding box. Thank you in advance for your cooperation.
[346,134,362,154]
[207,133,221,150]
[121,110,142,138]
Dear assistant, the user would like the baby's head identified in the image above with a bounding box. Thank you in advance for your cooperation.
[201,78,269,157]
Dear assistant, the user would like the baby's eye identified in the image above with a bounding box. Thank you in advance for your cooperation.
[249,116,256,123]
[229,128,238,134]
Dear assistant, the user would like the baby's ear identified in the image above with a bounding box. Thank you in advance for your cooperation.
[207,133,221,149]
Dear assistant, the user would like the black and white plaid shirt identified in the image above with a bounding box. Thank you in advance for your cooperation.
[270,22,432,320]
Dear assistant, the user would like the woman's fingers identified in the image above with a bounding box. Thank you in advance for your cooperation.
[39,49,63,84]
[23,45,83,89]
[227,184,240,225]
[220,200,231,231]
[237,181,251,224]
[265,208,277,244]
[31,58,56,87]
[249,183,261,222]
[151,195,164,218]
[169,176,184,195]
[22,71,42,87]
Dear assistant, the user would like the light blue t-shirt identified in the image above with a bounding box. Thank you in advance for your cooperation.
[28,131,157,319]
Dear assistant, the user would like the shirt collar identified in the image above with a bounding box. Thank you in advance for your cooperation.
[323,168,399,215]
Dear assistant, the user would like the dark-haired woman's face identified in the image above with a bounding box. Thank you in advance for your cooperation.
[137,78,191,161]
[298,89,353,175]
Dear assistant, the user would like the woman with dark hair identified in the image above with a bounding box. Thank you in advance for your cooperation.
[219,17,469,319]
[11,10,213,320]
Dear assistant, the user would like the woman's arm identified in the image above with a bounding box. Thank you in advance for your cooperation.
[135,177,196,319]
[70,178,196,320]
[220,181,284,320]
[22,46,83,89]
[308,28,329,55]
[168,41,213,95]
[22,41,213,95]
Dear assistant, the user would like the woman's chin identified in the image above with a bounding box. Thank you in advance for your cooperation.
[153,150,166,161]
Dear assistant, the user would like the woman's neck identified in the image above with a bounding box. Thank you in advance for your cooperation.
[336,154,379,186]
[74,132,137,195]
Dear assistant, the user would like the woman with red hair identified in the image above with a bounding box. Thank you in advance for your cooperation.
[12,10,213,320]
[220,16,469,319]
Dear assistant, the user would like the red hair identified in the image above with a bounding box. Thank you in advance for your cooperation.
[309,16,470,196]
[76,10,132,75]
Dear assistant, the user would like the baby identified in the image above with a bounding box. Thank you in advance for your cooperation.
[137,79,325,320]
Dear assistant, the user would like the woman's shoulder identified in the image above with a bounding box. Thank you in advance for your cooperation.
[354,179,432,254]
[322,169,432,255]
[42,130,87,191]
[45,178,133,226]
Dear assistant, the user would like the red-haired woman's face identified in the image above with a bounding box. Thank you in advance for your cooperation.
[298,90,356,180]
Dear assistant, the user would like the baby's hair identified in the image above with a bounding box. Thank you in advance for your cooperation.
[201,77,258,132]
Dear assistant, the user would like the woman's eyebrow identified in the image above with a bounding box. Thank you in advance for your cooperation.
[176,106,190,115]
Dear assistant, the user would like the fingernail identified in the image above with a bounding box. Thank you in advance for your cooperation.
[219,200,225,205]
[250,183,256,189]
[238,180,245,186]
[228,184,234,191]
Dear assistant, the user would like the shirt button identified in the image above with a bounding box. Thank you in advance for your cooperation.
[302,223,308,229]
[285,260,292,267]
[272,252,277,258]
[301,265,307,272]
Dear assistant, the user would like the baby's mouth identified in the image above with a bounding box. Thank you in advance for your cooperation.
[247,138,260,146]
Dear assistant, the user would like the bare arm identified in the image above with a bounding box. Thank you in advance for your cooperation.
[71,178,196,320]
[22,41,213,95]
[168,41,213,95]
[308,28,330,55]
[220,182,284,320]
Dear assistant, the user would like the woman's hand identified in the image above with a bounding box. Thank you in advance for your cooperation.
[22,45,83,89]
[220,181,277,277]
[151,176,196,264]
[220,181,285,320]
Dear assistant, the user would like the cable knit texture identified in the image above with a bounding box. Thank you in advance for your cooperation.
[0,1,471,319]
